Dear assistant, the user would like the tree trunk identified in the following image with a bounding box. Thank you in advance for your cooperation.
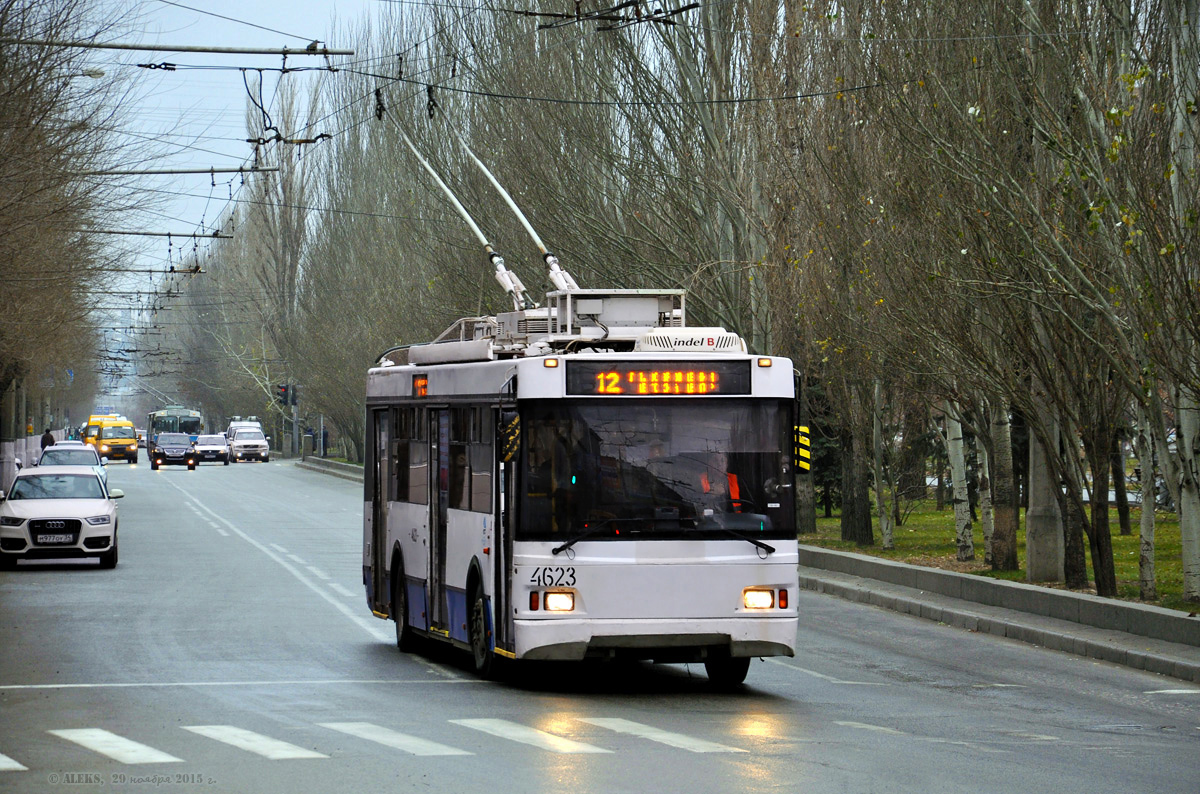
[990,399,1019,571]
[945,402,974,561]
[979,443,994,565]
[1134,407,1157,601]
[872,380,894,549]
[1026,415,1064,583]
[1112,435,1131,536]
[840,427,874,545]
[1178,392,1200,602]
[1061,464,1090,590]
[1082,431,1119,598]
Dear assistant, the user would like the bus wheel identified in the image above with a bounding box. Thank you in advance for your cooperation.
[469,585,495,678]
[393,569,416,653]
[704,656,750,689]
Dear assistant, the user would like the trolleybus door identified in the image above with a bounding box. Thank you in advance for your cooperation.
[370,408,389,614]
[492,407,515,652]
[429,408,450,630]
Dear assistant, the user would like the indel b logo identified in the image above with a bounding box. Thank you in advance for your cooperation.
[706,338,715,346]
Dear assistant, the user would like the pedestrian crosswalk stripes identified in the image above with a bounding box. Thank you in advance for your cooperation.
[3,716,748,772]
[319,722,472,756]
[451,718,612,754]
[182,726,328,760]
[579,718,746,753]
[47,729,184,765]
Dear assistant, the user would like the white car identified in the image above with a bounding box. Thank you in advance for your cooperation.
[229,428,270,462]
[0,466,124,569]
[36,443,108,487]
[194,434,230,465]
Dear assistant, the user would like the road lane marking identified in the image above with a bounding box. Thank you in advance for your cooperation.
[319,722,472,756]
[451,719,612,754]
[0,678,480,691]
[271,544,289,553]
[288,554,307,564]
[1145,689,1200,695]
[579,718,745,753]
[162,479,393,645]
[183,726,327,760]
[49,729,184,764]
[835,721,906,736]
[0,752,28,772]
[306,566,331,581]
[765,659,888,685]
[329,583,357,598]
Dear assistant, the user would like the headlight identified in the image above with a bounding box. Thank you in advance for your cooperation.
[100,445,110,452]
[1,516,24,527]
[544,592,575,612]
[743,589,775,610]
[85,515,111,525]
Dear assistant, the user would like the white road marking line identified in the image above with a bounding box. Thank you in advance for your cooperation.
[329,583,357,598]
[451,719,612,754]
[182,726,327,760]
[0,752,28,772]
[162,479,393,645]
[271,544,289,553]
[216,528,230,537]
[765,659,888,685]
[1145,689,1200,695]
[288,554,307,564]
[306,566,331,581]
[49,729,184,764]
[835,721,906,736]
[579,718,745,753]
[320,722,471,756]
[0,678,479,691]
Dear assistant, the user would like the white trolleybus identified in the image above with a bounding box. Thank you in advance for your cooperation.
[364,288,801,686]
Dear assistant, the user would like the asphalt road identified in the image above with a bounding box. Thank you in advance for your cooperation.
[1,458,1198,793]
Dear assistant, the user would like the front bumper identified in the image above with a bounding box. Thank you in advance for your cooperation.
[512,616,797,662]
[1,521,114,561]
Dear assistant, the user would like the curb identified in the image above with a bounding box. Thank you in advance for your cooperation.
[294,457,364,483]
[797,546,1200,684]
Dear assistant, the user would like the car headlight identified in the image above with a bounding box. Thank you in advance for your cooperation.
[85,515,111,525]
[1,516,25,527]
[100,445,110,452]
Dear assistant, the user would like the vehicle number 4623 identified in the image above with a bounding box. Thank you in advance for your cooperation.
[529,567,576,587]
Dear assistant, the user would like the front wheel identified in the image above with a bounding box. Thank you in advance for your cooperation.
[704,656,750,689]
[393,567,416,653]
[150,461,159,471]
[98,534,118,569]
[223,456,229,466]
[187,462,196,471]
[469,585,495,678]
[262,456,270,463]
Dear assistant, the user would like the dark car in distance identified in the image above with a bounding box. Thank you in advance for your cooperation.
[150,433,198,471]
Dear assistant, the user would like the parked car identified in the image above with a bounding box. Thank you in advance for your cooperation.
[149,433,198,471]
[0,465,124,569]
[229,428,270,463]
[194,434,230,465]
[36,444,107,487]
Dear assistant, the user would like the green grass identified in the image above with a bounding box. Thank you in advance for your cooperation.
[805,502,1192,613]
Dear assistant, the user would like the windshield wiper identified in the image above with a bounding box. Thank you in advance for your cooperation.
[707,525,776,555]
[551,517,644,555]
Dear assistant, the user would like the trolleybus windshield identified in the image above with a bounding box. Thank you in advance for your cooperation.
[519,399,794,542]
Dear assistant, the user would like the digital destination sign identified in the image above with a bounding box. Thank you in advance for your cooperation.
[566,361,751,396]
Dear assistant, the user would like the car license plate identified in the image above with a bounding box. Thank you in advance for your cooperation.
[37,534,73,544]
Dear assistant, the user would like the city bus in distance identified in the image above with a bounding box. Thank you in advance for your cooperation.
[364,288,800,686]
[146,406,203,447]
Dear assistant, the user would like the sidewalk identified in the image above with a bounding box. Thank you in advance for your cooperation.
[797,546,1200,684]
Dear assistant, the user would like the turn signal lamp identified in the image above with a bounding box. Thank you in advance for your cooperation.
[544,592,575,612]
[544,358,560,368]
[743,589,774,610]
[757,358,773,367]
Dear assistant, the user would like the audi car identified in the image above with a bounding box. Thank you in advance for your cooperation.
[150,432,198,471]
[0,466,124,569]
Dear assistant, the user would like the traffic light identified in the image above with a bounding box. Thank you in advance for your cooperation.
[289,385,298,406]
[276,384,289,405]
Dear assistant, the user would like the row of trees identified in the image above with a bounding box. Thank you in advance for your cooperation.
[154,1,1199,602]
[0,0,141,477]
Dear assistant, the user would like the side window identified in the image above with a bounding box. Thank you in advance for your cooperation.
[448,407,470,510]
[408,407,429,505]
[470,408,494,513]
